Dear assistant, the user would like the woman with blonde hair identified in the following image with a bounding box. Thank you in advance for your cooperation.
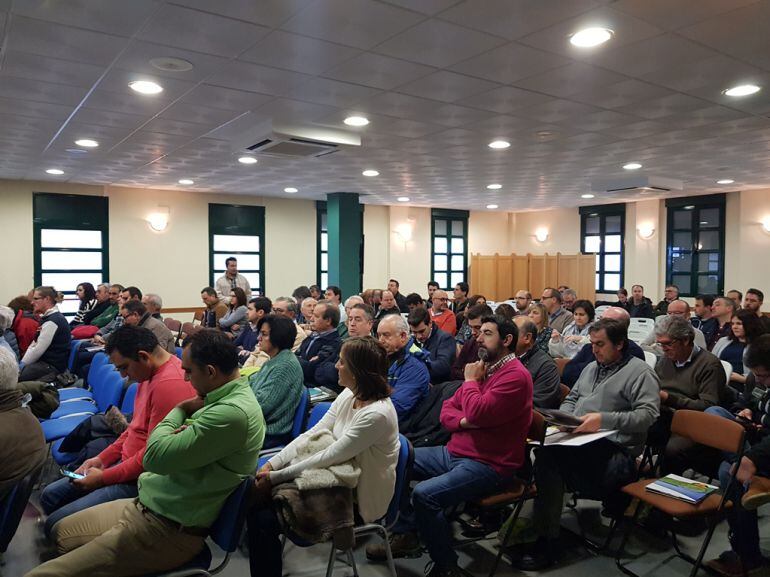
[528,302,553,354]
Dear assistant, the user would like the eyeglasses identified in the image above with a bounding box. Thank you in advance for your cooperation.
[656,339,680,349]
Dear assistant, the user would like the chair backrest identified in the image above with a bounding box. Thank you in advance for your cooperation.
[93,371,125,412]
[174,346,183,360]
[644,350,657,369]
[209,476,254,552]
[595,305,609,319]
[384,434,414,528]
[67,339,84,371]
[89,351,109,374]
[559,383,570,403]
[164,318,182,332]
[528,411,547,445]
[193,310,204,324]
[291,388,310,438]
[628,317,655,342]
[87,360,114,390]
[671,409,745,454]
[0,464,43,553]
[721,360,733,382]
[306,402,332,430]
[120,382,138,414]
[555,357,570,377]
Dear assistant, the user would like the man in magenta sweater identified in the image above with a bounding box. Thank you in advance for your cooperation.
[367,314,533,577]
[41,326,196,536]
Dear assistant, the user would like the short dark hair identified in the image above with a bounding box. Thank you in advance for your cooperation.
[340,337,390,402]
[480,314,518,352]
[407,306,431,327]
[467,303,493,321]
[589,318,628,347]
[201,287,217,297]
[745,334,770,371]
[123,286,142,299]
[747,288,764,302]
[543,287,562,303]
[230,287,247,308]
[225,257,237,266]
[122,300,147,317]
[727,289,743,302]
[666,284,679,292]
[632,284,644,291]
[106,325,159,360]
[695,294,715,307]
[326,285,342,299]
[427,281,439,290]
[494,303,515,321]
[388,279,400,288]
[455,282,469,295]
[110,284,125,293]
[249,296,272,315]
[292,286,311,302]
[573,299,595,322]
[351,303,374,321]
[617,288,628,297]
[257,314,297,351]
[317,301,340,328]
[309,284,321,293]
[184,329,238,373]
[405,293,424,307]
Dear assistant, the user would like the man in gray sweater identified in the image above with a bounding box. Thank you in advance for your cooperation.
[514,317,561,409]
[512,318,660,571]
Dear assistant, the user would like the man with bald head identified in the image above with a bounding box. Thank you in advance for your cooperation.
[641,299,707,351]
[562,306,645,388]
[429,290,457,336]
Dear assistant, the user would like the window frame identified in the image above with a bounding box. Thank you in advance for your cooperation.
[208,203,265,295]
[33,192,109,320]
[431,209,469,291]
[665,194,725,298]
[579,203,625,294]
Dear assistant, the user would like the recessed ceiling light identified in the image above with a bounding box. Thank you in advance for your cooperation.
[486,204,499,209]
[178,179,194,185]
[344,115,369,127]
[723,84,761,97]
[488,140,510,149]
[486,183,502,190]
[75,138,99,148]
[716,179,735,184]
[362,169,379,177]
[129,80,164,95]
[284,187,298,193]
[397,197,410,202]
[570,27,614,48]
[46,168,64,175]
[238,156,258,165]
[581,194,595,199]
[623,162,642,170]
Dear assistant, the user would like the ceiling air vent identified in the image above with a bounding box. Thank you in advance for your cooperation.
[590,175,683,195]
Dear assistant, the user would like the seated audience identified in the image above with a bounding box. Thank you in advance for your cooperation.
[615,287,629,308]
[99,286,141,340]
[40,325,195,535]
[388,278,410,313]
[405,292,425,312]
[429,290,457,336]
[494,303,516,322]
[710,296,738,349]
[26,329,265,577]
[0,305,19,358]
[541,287,574,333]
[548,299,595,359]
[373,290,400,332]
[0,347,46,502]
[369,315,532,577]
[121,300,176,354]
[347,303,375,338]
[248,337,400,577]
[69,282,97,327]
[512,318,659,570]
[408,306,455,384]
[219,287,248,336]
[451,281,470,321]
[514,316,561,408]
[215,256,252,302]
[234,297,272,364]
[19,286,71,382]
[712,308,765,388]
[691,294,717,345]
[79,284,112,327]
[247,315,304,448]
[141,293,163,319]
[298,297,318,332]
[727,289,743,310]
[455,294,487,345]
[451,304,492,381]
[377,314,430,423]
[654,284,680,316]
[7,295,39,355]
[627,284,655,319]
[641,299,708,351]
[201,286,228,328]
[514,290,532,315]
[291,286,311,319]
[561,307,645,388]
[324,285,345,324]
[562,288,577,312]
[339,294,364,339]
[744,288,770,332]
[427,281,439,307]
[296,300,342,387]
[87,284,123,329]
[527,303,553,354]
[309,284,322,300]
[270,297,308,350]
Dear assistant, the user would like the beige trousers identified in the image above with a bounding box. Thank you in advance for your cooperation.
[25,499,205,577]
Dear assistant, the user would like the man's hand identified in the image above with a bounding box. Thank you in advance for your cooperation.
[464,360,486,383]
[459,417,480,429]
[177,396,205,417]
[72,467,105,492]
[738,408,753,420]
[92,335,105,345]
[75,456,104,476]
[659,390,669,402]
[573,413,602,434]
[550,330,561,341]
[258,461,274,476]
[251,473,274,508]
[734,456,757,485]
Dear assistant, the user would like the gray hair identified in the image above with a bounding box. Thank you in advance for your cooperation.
[380,313,409,335]
[275,297,298,314]
[344,295,364,308]
[144,293,162,309]
[0,305,13,331]
[97,283,110,291]
[654,314,694,343]
[563,288,577,299]
[301,297,318,309]
[0,347,18,391]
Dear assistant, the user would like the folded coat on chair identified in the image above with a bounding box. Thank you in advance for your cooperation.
[273,483,355,548]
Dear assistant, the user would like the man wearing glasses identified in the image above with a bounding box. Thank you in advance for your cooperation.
[540,287,573,333]
[429,290,457,336]
[20,286,71,381]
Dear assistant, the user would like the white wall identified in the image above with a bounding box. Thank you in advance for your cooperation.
[511,208,580,254]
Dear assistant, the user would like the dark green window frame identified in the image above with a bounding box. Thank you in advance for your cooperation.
[580,204,625,293]
[208,203,265,294]
[431,209,469,291]
[666,194,725,298]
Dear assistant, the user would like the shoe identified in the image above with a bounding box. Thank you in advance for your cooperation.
[706,550,767,577]
[509,538,558,571]
[365,532,422,561]
[742,476,770,511]
[424,562,473,577]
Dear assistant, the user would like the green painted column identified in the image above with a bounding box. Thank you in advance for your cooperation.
[327,192,362,298]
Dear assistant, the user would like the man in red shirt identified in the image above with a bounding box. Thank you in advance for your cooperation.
[429,290,457,337]
[367,314,532,577]
[40,325,196,536]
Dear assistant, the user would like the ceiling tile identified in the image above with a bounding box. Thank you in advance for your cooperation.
[168,0,313,27]
[287,77,379,107]
[569,78,674,109]
[0,76,88,106]
[240,30,361,75]
[183,84,274,112]
[379,0,462,15]
[206,61,311,96]
[395,70,499,103]
[11,0,159,36]
[112,41,230,82]
[0,97,73,121]
[613,0,760,32]
[513,62,626,98]
[1,51,104,87]
[450,42,569,84]
[323,52,434,90]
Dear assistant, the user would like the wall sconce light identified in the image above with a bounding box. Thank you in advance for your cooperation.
[761,218,770,234]
[147,206,170,232]
[534,228,549,243]
[395,222,413,243]
[637,224,655,240]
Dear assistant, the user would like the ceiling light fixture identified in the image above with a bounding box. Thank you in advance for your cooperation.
[486,204,499,209]
[178,179,194,185]
[623,162,642,170]
[488,140,510,149]
[284,187,298,193]
[129,80,164,95]
[344,115,369,127]
[486,183,502,190]
[362,169,379,177]
[75,138,99,148]
[581,194,595,199]
[238,156,258,165]
[570,27,614,48]
[46,168,64,175]
[717,179,734,185]
[397,197,410,202]
[723,84,761,97]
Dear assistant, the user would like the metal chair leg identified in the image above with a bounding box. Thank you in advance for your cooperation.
[615,499,644,577]
[325,543,337,577]
[488,500,525,577]
[378,526,398,577]
[346,549,359,577]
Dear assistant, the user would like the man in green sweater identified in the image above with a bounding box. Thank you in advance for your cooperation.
[248,315,304,448]
[26,329,265,577]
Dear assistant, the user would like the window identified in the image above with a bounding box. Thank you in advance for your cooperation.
[33,193,109,320]
[208,203,265,294]
[666,194,725,297]
[580,204,625,293]
[431,209,468,290]
[317,202,329,289]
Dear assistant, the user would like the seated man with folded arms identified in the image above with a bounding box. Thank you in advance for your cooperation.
[295,300,342,388]
[40,325,196,536]
[368,314,532,577]
[408,306,456,384]
[512,318,660,570]
[20,286,72,382]
[513,316,561,409]
[243,297,306,369]
[26,329,265,577]
[429,290,457,337]
[347,303,375,338]
[450,304,492,380]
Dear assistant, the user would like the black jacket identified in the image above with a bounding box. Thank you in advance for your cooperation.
[394,292,409,313]
[400,380,463,448]
[296,330,342,384]
[627,298,655,319]
[419,324,456,384]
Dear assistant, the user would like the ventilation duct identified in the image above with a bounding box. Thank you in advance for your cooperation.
[230,118,361,158]
[590,175,683,195]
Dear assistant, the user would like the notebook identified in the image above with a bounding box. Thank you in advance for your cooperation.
[645,474,718,504]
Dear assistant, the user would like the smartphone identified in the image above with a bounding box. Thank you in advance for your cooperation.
[60,468,85,480]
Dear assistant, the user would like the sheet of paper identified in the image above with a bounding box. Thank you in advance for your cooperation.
[543,429,616,447]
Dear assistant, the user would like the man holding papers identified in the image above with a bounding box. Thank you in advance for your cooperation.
[512,318,660,571]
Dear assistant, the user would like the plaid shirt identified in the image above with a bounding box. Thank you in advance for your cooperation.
[487,352,517,378]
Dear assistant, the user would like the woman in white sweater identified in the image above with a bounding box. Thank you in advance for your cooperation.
[246,336,400,577]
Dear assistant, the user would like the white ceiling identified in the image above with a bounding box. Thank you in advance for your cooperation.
[1,0,770,211]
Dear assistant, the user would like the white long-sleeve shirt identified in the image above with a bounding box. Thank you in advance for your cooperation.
[268,388,400,523]
[21,307,59,365]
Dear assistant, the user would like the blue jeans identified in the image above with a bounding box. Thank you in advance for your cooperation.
[396,446,502,568]
[40,476,137,537]
[719,460,762,562]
